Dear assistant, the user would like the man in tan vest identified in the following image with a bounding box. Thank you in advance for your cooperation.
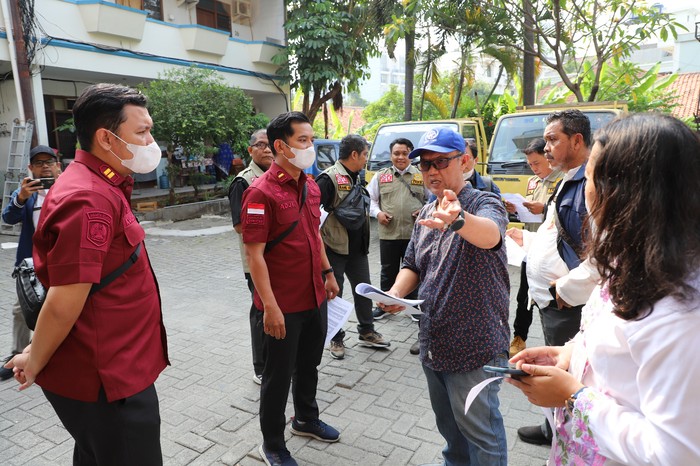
[227,129,273,384]
[367,138,426,321]
[316,134,390,360]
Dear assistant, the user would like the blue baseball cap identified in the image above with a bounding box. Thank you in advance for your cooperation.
[409,127,466,159]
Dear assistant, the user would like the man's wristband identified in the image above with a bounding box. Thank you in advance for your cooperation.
[322,267,334,276]
[449,210,466,232]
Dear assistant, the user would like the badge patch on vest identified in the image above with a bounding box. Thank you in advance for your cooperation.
[379,173,393,183]
[411,174,423,185]
[85,211,111,248]
[335,174,350,185]
[246,203,265,224]
[527,178,538,192]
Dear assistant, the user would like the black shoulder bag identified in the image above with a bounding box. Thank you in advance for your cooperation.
[331,183,369,231]
[14,243,142,331]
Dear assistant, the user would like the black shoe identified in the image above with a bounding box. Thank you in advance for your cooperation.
[517,423,552,446]
[409,340,420,355]
[0,354,16,381]
[372,307,387,320]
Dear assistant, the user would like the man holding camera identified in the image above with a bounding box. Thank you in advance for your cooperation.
[0,145,61,381]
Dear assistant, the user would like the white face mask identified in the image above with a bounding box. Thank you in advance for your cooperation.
[282,141,316,170]
[109,131,162,174]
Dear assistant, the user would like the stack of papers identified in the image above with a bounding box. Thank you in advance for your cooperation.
[354,283,423,314]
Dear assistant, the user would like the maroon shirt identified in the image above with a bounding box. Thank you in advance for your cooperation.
[241,162,326,312]
[33,150,169,402]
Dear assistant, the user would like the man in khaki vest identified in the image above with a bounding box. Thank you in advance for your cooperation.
[367,138,426,321]
[227,129,273,384]
[316,134,390,360]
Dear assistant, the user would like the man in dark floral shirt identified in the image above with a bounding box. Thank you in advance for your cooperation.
[381,127,510,466]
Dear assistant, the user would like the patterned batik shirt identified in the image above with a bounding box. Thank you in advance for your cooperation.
[403,186,510,372]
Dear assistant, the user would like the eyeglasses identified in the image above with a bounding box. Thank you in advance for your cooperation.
[251,142,270,150]
[31,159,57,168]
[418,154,462,172]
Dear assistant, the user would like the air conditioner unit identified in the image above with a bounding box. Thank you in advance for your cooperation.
[176,0,199,7]
[232,0,251,23]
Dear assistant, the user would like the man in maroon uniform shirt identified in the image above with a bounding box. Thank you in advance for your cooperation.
[5,83,169,465]
[242,111,340,466]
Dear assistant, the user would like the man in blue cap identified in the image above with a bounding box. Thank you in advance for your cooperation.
[0,145,61,381]
[378,127,510,465]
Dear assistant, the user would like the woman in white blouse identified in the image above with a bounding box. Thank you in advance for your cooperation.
[508,112,700,465]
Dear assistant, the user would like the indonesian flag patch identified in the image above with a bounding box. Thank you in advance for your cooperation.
[246,202,265,224]
[379,173,393,183]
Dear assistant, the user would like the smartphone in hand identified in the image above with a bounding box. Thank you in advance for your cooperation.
[483,365,528,377]
[39,178,55,189]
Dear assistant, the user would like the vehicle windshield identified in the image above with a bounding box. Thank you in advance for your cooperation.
[368,122,459,170]
[489,111,619,164]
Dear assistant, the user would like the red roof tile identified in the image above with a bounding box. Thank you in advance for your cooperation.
[667,72,700,120]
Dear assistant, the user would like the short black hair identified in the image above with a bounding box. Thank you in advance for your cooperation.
[523,138,546,155]
[339,134,369,160]
[547,109,591,147]
[390,138,413,152]
[72,83,148,152]
[266,111,310,156]
[464,138,478,160]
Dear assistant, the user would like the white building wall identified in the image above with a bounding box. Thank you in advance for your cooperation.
[0,0,289,169]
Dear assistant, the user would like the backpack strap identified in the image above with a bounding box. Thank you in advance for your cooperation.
[90,243,142,295]
[264,183,307,253]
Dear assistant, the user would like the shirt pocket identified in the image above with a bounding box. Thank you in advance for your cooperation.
[123,220,146,247]
[275,204,300,225]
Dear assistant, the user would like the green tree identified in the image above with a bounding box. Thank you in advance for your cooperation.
[275,0,379,124]
[425,0,519,116]
[495,0,684,102]
[139,67,261,202]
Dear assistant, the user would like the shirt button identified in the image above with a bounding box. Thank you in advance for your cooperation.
[428,350,433,360]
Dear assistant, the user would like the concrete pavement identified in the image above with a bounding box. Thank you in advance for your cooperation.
[0,215,549,465]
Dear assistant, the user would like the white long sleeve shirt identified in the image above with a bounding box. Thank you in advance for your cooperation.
[559,274,700,464]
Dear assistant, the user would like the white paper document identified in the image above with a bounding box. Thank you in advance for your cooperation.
[354,283,424,315]
[326,298,353,347]
[505,235,526,266]
[502,193,543,224]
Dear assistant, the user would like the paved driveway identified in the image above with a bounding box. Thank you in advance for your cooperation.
[0,215,549,465]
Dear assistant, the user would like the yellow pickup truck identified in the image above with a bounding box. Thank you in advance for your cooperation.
[486,101,627,196]
[365,118,488,182]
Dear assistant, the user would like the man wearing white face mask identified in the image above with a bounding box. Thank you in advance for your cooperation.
[7,83,169,465]
[241,111,340,466]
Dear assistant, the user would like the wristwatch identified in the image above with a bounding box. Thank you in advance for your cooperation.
[565,387,586,414]
[448,210,466,232]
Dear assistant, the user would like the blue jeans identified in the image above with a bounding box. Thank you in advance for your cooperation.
[423,361,507,466]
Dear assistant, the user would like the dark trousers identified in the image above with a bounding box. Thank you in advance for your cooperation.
[259,304,327,451]
[43,385,162,466]
[538,302,583,346]
[512,261,533,340]
[379,239,417,300]
[326,248,374,340]
[245,273,265,375]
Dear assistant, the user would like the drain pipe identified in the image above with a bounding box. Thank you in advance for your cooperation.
[1,0,26,122]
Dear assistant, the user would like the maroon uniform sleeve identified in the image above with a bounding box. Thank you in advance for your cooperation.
[34,190,118,287]
[241,186,271,244]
